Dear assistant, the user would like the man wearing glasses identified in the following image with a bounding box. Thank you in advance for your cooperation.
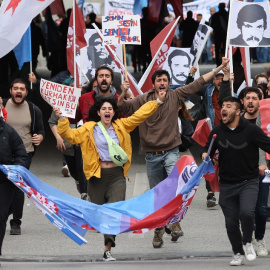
[1,78,45,236]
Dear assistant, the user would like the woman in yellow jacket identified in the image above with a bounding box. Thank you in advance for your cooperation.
[55,92,165,261]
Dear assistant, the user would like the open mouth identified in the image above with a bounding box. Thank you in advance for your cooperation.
[221,111,228,120]
[15,94,22,99]
[159,86,166,91]
[104,114,110,119]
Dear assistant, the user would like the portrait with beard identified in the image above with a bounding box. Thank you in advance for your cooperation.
[230,3,270,47]
[164,48,192,86]
[84,31,118,81]
[190,24,209,65]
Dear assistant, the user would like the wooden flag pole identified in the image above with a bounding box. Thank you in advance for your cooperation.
[123,44,128,81]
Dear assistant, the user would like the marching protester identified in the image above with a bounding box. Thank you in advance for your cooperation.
[55,84,166,261]
[76,66,131,123]
[202,96,270,266]
[195,64,234,207]
[1,78,45,236]
[117,57,229,248]
[0,104,28,257]
[220,73,270,257]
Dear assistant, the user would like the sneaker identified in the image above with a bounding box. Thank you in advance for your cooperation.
[256,239,268,256]
[10,224,21,235]
[169,221,184,242]
[243,242,256,261]
[206,193,218,208]
[230,253,244,266]
[152,227,165,248]
[103,250,116,261]
[61,165,70,177]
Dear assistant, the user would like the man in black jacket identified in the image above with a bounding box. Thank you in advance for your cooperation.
[202,96,270,266]
[0,113,28,256]
[2,78,45,235]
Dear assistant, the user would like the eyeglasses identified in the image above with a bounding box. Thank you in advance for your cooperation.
[12,87,26,91]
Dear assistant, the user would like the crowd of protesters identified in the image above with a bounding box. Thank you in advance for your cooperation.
[1,2,270,267]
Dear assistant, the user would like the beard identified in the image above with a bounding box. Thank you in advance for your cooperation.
[98,81,110,93]
[11,95,26,105]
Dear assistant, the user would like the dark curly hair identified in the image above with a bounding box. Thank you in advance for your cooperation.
[87,97,119,122]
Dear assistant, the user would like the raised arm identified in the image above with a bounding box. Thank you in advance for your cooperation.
[120,91,166,132]
[117,80,130,107]
[54,108,86,145]
[202,57,230,83]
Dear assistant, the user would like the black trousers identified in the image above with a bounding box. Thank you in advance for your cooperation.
[0,178,15,255]
[88,167,126,247]
[9,152,32,227]
[219,178,259,255]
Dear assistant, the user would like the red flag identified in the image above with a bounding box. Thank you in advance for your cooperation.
[239,47,251,87]
[192,118,212,147]
[147,0,162,23]
[169,0,183,19]
[67,1,87,87]
[138,17,180,93]
[42,0,65,16]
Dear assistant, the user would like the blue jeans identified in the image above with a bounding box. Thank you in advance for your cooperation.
[145,147,179,189]
[255,175,270,240]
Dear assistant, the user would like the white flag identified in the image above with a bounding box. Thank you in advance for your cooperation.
[0,0,54,58]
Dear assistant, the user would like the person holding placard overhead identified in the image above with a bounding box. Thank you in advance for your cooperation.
[55,91,166,261]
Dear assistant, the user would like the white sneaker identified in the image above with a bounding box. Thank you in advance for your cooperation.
[230,253,244,266]
[257,239,268,256]
[103,250,116,261]
[61,165,70,177]
[243,242,256,261]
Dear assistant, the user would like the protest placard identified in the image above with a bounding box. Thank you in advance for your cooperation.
[40,79,81,119]
[102,15,141,45]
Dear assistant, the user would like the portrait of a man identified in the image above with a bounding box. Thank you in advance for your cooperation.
[81,30,119,83]
[230,4,270,47]
[190,24,209,64]
[167,48,192,86]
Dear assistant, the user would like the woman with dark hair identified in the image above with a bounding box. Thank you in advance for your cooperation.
[81,78,97,95]
[55,93,165,261]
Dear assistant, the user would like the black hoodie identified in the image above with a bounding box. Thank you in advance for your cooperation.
[203,117,270,182]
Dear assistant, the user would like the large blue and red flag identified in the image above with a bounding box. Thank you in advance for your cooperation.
[0,155,214,245]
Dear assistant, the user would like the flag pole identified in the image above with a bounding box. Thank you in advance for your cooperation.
[228,45,234,95]
[29,24,33,90]
[73,0,76,88]
[123,44,128,80]
[225,0,234,58]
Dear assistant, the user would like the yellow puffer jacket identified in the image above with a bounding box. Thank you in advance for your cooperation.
[57,100,159,180]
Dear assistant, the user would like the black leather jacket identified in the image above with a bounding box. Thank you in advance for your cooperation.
[0,117,28,182]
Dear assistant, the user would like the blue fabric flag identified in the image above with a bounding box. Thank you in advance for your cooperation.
[0,155,214,245]
[13,26,32,70]
[133,0,148,15]
[77,0,85,12]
